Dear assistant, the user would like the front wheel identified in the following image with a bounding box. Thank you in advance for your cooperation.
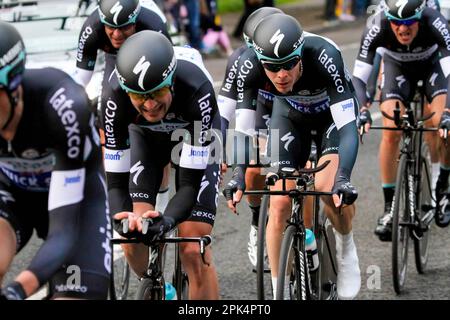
[414,143,432,274]
[256,195,270,300]
[135,277,165,300]
[392,154,410,294]
[276,225,310,300]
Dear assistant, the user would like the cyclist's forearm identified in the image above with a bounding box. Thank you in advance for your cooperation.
[106,172,133,215]
[352,77,370,108]
[163,168,204,224]
[337,121,359,177]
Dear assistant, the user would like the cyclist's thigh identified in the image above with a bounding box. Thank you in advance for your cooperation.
[314,123,339,192]
[381,54,415,106]
[268,98,311,171]
[424,59,447,126]
[255,100,271,157]
[48,172,110,300]
[128,124,171,206]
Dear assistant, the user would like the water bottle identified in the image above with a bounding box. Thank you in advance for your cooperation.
[165,282,177,300]
[305,229,319,272]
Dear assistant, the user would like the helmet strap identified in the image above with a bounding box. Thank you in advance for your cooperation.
[2,90,18,131]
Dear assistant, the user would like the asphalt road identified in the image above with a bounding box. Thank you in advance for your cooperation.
[4,2,450,300]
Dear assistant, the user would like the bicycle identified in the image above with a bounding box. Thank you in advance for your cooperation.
[109,230,131,300]
[111,219,212,300]
[368,96,436,294]
[245,161,338,300]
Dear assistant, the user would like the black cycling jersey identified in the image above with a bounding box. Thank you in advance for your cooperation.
[101,47,220,226]
[353,7,450,107]
[232,32,358,176]
[0,68,109,299]
[76,7,170,71]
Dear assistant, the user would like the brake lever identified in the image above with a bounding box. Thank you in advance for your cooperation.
[142,217,154,235]
[444,128,448,147]
[359,125,365,145]
[200,237,211,266]
[122,219,129,234]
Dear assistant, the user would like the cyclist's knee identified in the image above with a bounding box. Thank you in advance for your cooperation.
[381,130,402,144]
[179,243,212,271]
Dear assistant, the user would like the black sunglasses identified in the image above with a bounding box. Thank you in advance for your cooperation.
[261,56,301,73]
[388,18,419,26]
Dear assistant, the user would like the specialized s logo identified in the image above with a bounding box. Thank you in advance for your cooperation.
[396,75,406,88]
[281,132,295,152]
[133,56,151,91]
[110,1,123,25]
[395,0,408,18]
[270,29,285,58]
[130,161,144,185]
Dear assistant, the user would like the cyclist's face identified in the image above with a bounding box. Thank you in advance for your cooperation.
[128,88,173,123]
[263,60,301,94]
[390,21,419,46]
[104,24,136,48]
[0,89,10,128]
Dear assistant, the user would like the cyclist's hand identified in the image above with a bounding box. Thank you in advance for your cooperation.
[113,211,141,238]
[141,211,175,242]
[332,169,358,207]
[1,282,26,300]
[439,110,450,138]
[358,107,372,134]
[219,162,228,188]
[222,166,245,214]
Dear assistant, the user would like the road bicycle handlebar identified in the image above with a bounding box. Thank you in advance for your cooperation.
[112,229,212,266]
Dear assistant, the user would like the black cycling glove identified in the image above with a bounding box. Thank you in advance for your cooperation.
[332,168,358,205]
[1,282,27,300]
[439,110,450,131]
[358,108,372,129]
[222,166,246,201]
[142,213,175,242]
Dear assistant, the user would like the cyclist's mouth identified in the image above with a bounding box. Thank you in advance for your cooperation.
[398,31,412,41]
[141,104,163,116]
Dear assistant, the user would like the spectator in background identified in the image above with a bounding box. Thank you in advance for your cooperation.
[183,0,203,49]
[232,0,274,39]
[201,0,233,56]
[339,0,356,21]
[324,0,337,21]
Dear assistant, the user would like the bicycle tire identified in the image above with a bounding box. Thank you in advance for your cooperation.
[256,194,270,300]
[135,277,165,300]
[276,225,310,300]
[112,252,130,300]
[173,242,189,300]
[414,142,432,274]
[392,153,410,294]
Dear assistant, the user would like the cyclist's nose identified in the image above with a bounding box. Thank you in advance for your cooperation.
[143,98,158,109]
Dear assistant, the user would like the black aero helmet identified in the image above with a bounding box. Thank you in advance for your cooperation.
[384,0,426,20]
[116,30,176,94]
[0,21,26,92]
[98,0,141,28]
[242,7,284,48]
[252,13,304,62]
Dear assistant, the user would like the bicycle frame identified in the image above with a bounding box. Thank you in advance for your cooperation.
[111,235,211,300]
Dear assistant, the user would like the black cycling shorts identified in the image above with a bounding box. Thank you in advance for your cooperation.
[381,53,447,104]
[267,97,340,171]
[128,124,220,226]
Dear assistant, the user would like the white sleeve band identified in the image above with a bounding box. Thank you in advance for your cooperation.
[330,98,356,130]
[440,56,450,78]
[235,108,256,136]
[217,95,237,122]
[72,67,94,87]
[48,168,85,211]
[352,60,373,84]
[104,148,131,173]
[179,143,210,170]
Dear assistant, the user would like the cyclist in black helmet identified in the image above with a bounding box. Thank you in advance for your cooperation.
[217,6,283,269]
[73,0,172,216]
[103,30,221,299]
[223,13,361,300]
[353,0,450,239]
[0,21,109,300]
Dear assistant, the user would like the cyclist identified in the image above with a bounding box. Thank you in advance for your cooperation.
[102,31,220,299]
[217,6,283,268]
[223,14,361,300]
[0,22,110,300]
[353,0,450,240]
[73,0,172,214]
